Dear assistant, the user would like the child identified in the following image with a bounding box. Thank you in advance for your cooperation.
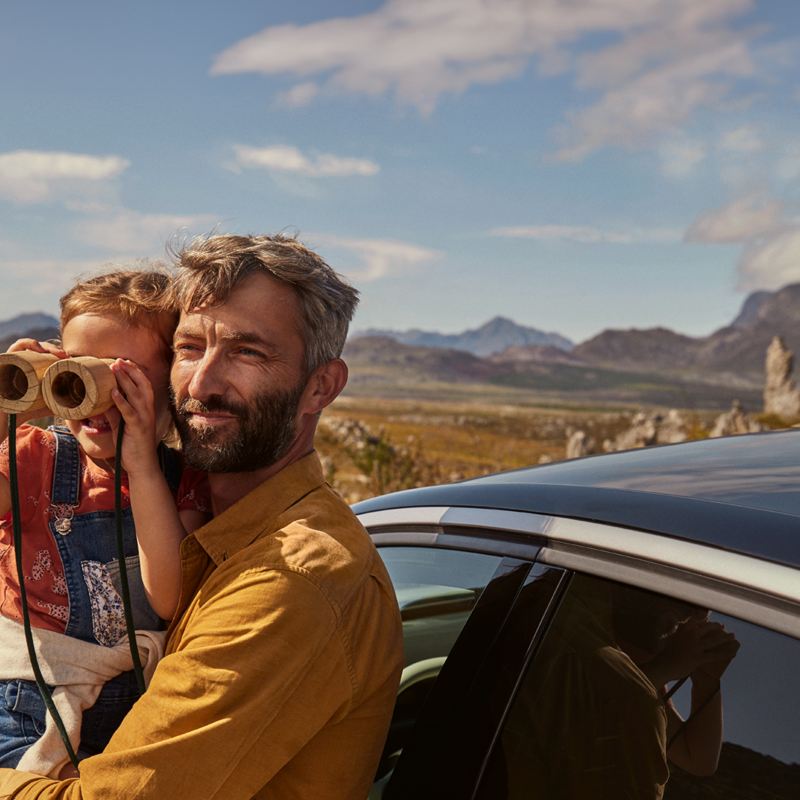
[0,269,209,777]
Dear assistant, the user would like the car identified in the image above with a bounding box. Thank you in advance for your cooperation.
[355,429,800,799]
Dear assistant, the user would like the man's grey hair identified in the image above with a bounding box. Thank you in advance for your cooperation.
[170,233,359,374]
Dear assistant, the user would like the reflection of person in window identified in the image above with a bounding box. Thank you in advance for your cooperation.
[497,576,739,800]
[614,587,740,778]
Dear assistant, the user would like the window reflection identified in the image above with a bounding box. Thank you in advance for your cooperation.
[380,546,502,666]
[375,546,503,788]
[477,573,800,799]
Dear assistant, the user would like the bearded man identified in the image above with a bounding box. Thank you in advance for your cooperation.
[0,234,404,799]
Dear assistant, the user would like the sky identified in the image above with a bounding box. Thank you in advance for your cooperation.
[1,0,799,345]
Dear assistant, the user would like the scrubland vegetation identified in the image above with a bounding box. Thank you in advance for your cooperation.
[319,397,644,503]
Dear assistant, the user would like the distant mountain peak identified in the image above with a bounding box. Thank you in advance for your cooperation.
[475,316,520,333]
[354,317,573,357]
[732,290,772,329]
[0,312,59,341]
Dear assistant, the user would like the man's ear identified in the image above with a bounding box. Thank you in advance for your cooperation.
[298,358,348,416]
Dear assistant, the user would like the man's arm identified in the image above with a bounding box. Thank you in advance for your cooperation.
[0,568,350,799]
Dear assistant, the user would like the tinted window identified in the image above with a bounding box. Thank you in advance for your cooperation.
[374,546,504,791]
[379,546,502,666]
[476,572,800,799]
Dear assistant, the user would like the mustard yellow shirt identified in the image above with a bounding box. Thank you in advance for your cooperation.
[0,452,404,799]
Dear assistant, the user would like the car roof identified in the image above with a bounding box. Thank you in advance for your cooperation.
[353,429,800,570]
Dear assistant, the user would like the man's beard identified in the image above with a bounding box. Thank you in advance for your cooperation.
[171,382,305,473]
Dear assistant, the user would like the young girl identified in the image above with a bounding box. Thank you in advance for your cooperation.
[0,270,209,777]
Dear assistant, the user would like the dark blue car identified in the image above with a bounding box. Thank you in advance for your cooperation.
[359,430,800,799]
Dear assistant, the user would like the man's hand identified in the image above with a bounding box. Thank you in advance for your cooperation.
[689,622,740,690]
[110,360,160,477]
[645,618,740,688]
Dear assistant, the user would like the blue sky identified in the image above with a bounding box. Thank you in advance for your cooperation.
[1,0,799,343]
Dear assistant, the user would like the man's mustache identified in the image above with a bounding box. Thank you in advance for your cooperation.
[175,395,246,418]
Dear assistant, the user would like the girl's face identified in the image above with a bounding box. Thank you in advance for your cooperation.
[60,313,172,465]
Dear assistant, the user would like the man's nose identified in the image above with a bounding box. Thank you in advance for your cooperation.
[186,351,226,400]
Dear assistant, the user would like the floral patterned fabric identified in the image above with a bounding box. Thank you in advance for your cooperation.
[0,424,210,635]
[81,560,127,646]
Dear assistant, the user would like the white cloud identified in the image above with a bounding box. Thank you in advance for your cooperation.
[685,193,800,291]
[685,195,784,243]
[738,229,800,290]
[232,144,379,178]
[557,14,756,160]
[490,224,680,244]
[0,150,129,204]
[658,137,707,179]
[211,0,765,157]
[720,125,763,153]
[74,209,218,254]
[277,82,320,107]
[313,234,441,281]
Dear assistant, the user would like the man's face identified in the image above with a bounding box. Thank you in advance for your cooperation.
[170,272,310,473]
[613,586,699,655]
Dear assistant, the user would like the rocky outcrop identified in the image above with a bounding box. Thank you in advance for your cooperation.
[763,336,800,419]
[608,409,690,451]
[709,400,763,437]
[566,409,691,458]
[565,429,596,459]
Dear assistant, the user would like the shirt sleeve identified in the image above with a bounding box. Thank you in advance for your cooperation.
[0,568,353,799]
[174,466,211,514]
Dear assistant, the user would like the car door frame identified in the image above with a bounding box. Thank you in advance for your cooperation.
[364,508,564,798]
[364,505,800,799]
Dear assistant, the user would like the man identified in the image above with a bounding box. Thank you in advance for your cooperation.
[497,576,738,799]
[0,234,404,798]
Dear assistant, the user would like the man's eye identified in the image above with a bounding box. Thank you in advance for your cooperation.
[236,347,261,357]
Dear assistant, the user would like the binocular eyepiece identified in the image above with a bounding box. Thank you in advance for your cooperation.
[0,352,116,420]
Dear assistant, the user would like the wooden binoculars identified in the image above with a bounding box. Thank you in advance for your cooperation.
[0,352,116,420]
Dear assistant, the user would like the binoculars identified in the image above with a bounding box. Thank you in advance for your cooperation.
[0,351,116,420]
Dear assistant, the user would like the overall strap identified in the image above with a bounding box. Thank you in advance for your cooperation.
[48,426,81,506]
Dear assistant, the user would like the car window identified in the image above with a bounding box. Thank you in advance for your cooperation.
[373,546,505,793]
[379,560,565,800]
[474,571,800,799]
[379,546,503,666]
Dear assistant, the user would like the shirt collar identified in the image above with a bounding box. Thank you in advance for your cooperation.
[193,451,326,566]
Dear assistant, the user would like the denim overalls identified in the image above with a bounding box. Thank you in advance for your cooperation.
[0,427,179,766]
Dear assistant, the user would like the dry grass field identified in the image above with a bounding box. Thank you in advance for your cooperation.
[317,395,654,503]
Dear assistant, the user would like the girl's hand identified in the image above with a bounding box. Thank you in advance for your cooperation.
[7,337,67,359]
[2,338,68,425]
[110,360,160,477]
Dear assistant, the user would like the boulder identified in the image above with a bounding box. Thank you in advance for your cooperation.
[763,336,800,419]
[565,429,596,459]
[709,400,763,438]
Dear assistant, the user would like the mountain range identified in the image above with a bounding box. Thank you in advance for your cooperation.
[355,316,573,356]
[0,313,58,341]
[573,283,800,379]
[355,284,800,382]
[0,313,59,353]
[343,284,800,408]
[2,284,797,409]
